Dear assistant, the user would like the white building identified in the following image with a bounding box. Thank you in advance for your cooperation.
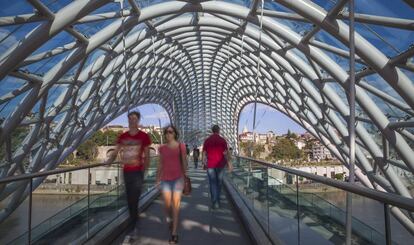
[100,125,127,133]
[239,126,276,144]
[46,167,120,185]
[140,125,162,134]
[312,142,334,161]
[294,139,306,150]
[267,164,350,185]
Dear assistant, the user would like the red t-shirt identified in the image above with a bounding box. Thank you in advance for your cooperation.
[117,130,151,172]
[203,133,228,168]
[159,143,186,181]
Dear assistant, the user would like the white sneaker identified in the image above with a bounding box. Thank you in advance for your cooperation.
[122,235,132,245]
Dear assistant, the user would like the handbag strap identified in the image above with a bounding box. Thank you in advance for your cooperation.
[178,143,186,176]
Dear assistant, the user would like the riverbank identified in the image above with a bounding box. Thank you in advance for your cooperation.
[33,183,117,195]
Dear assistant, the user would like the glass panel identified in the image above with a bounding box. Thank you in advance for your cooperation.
[29,168,89,244]
[0,22,41,54]
[267,168,299,245]
[389,207,414,245]
[0,157,161,244]
[299,175,389,245]
[0,1,35,17]
[137,0,174,8]
[40,0,72,13]
[75,19,116,38]
[87,164,123,236]
[223,0,251,8]
[250,160,269,232]
[0,179,30,244]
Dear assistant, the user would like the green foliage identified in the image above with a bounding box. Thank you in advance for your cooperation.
[91,130,120,146]
[0,126,30,163]
[75,129,121,161]
[286,129,298,139]
[149,130,161,144]
[253,143,265,159]
[76,139,98,161]
[269,138,301,160]
[335,173,344,180]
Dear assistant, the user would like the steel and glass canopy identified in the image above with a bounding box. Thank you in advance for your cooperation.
[0,0,413,232]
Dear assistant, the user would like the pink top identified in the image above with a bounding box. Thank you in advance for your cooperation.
[159,143,186,181]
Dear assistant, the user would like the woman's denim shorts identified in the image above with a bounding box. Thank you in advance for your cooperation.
[160,177,184,193]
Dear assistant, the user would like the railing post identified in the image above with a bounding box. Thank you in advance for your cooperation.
[266,165,269,234]
[117,163,120,215]
[346,0,356,244]
[384,203,391,245]
[87,167,90,239]
[28,178,33,245]
[296,175,300,245]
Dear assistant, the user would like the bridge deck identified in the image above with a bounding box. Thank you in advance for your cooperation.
[115,168,252,245]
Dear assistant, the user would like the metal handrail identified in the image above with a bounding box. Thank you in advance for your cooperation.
[0,156,159,185]
[0,162,118,185]
[237,156,414,212]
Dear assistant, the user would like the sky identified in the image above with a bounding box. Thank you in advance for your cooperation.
[108,103,305,135]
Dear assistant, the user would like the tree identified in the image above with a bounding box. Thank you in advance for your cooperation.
[149,130,161,144]
[239,141,253,156]
[90,130,120,146]
[253,144,265,159]
[286,129,298,139]
[1,125,30,165]
[269,138,301,161]
[77,139,98,161]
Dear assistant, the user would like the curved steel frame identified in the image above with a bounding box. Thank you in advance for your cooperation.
[0,0,413,232]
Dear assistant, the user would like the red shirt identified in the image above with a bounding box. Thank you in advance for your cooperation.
[117,130,151,172]
[159,143,186,181]
[203,133,228,168]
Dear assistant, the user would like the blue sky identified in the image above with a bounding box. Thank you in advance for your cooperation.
[108,103,305,135]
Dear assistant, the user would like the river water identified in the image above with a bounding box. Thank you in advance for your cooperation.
[0,192,412,244]
[0,194,84,244]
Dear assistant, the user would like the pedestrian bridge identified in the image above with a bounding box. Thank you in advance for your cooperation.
[1,156,413,244]
[0,0,414,244]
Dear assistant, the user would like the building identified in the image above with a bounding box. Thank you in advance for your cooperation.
[311,141,334,161]
[100,125,162,135]
[293,139,306,150]
[300,132,315,141]
[100,125,127,133]
[268,164,350,184]
[239,125,277,144]
[140,125,162,135]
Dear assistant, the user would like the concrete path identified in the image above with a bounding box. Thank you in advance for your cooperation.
[115,168,252,245]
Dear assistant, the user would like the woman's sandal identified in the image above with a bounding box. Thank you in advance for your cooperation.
[168,234,179,244]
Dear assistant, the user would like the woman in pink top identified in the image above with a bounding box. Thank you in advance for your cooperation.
[156,125,188,244]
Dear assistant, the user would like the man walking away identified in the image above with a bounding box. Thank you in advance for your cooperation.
[107,111,151,240]
[202,125,233,209]
[193,146,200,169]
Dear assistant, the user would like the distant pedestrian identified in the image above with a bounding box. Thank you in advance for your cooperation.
[193,146,200,169]
[157,125,188,244]
[107,111,151,240]
[202,125,233,209]
[185,144,190,156]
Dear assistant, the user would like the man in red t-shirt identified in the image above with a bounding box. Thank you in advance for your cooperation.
[107,111,151,232]
[202,125,233,209]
